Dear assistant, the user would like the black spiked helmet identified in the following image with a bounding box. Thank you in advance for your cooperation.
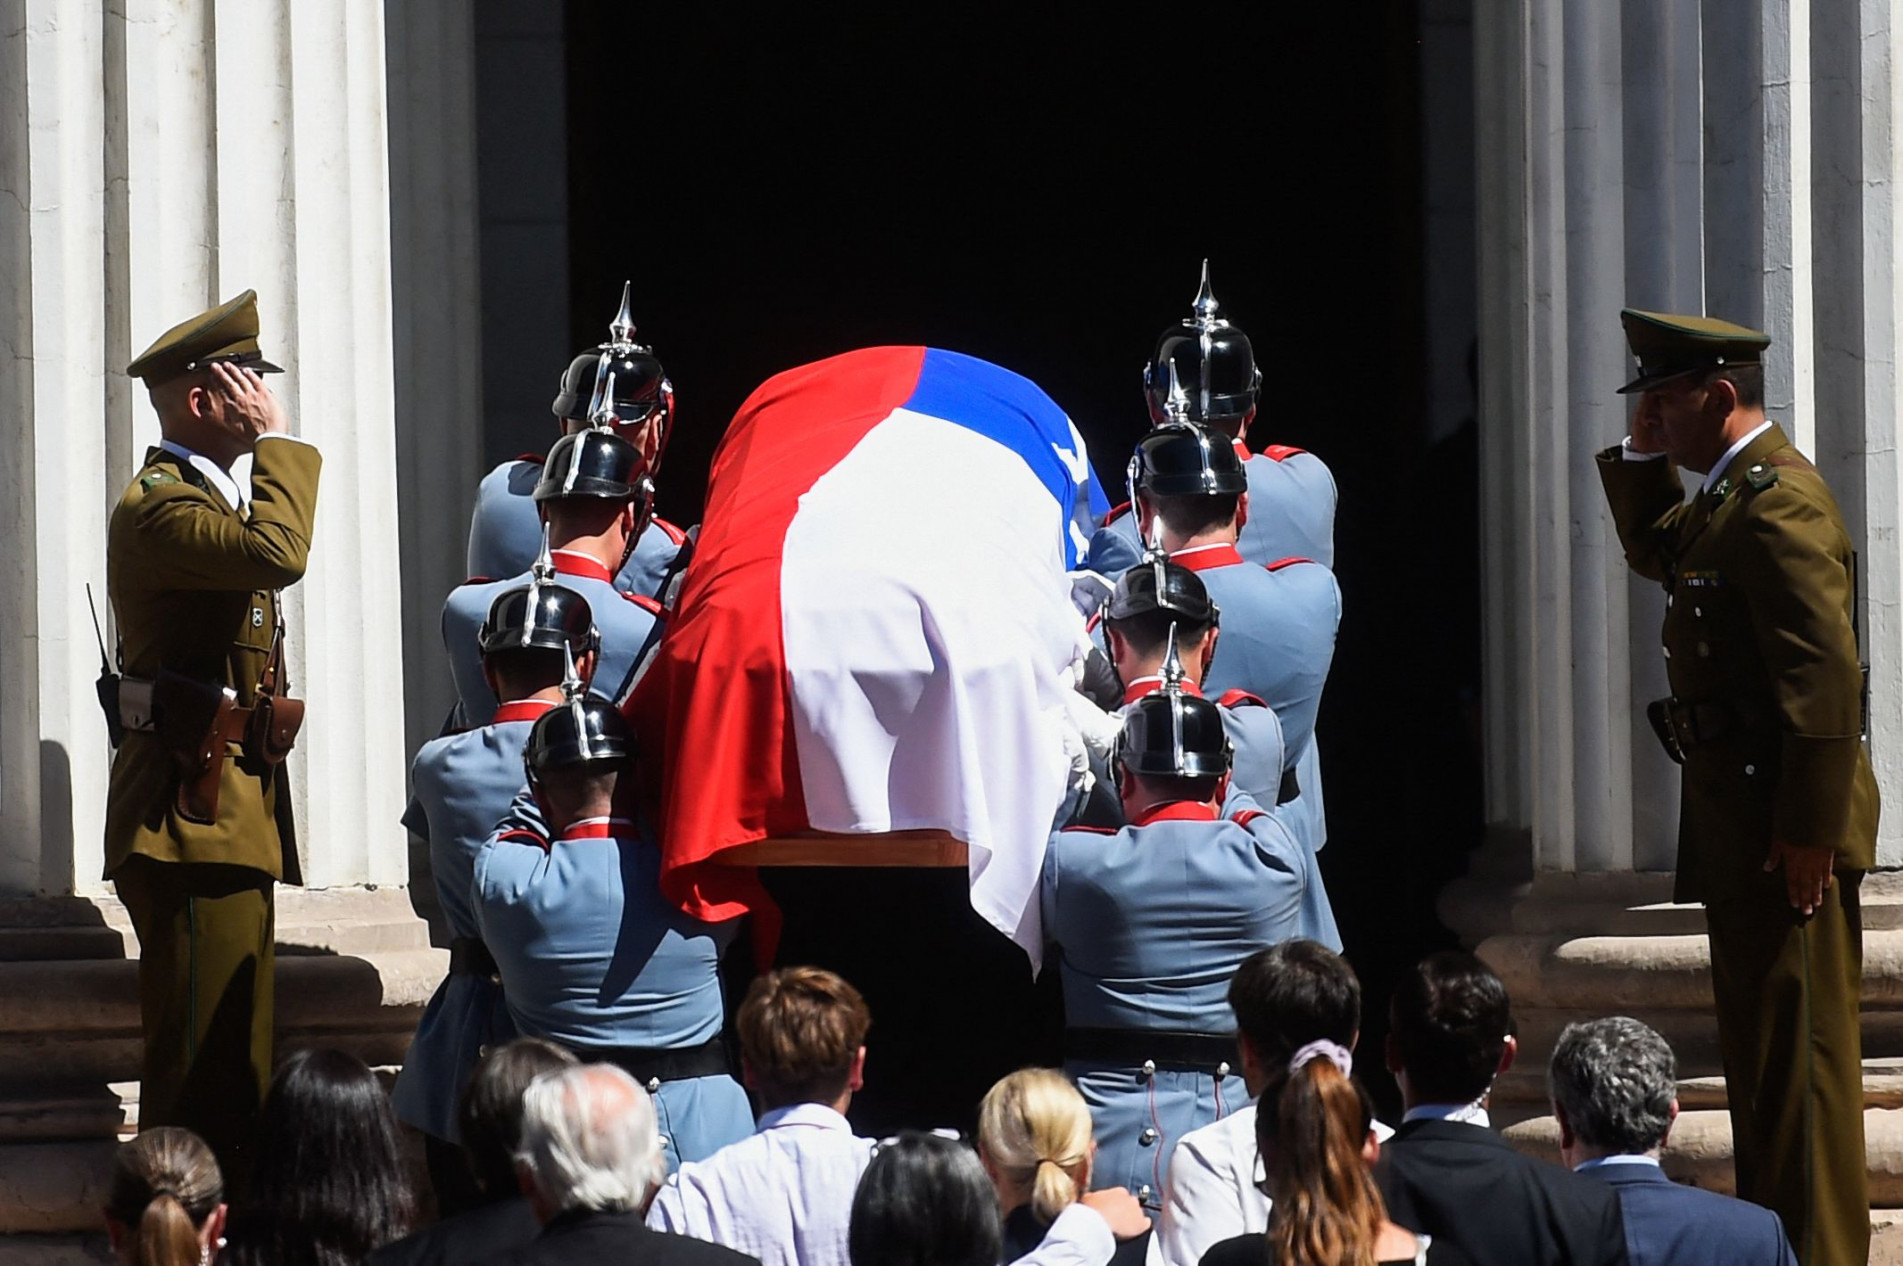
[534,427,648,503]
[476,564,598,659]
[524,649,634,774]
[1106,554,1219,627]
[552,282,676,470]
[1128,422,1248,499]
[1114,626,1232,780]
[1142,260,1261,429]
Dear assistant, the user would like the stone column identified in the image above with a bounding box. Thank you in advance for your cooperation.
[1463,0,1903,1225]
[0,1,443,1250]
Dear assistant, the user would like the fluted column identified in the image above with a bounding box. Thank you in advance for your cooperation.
[2,0,409,896]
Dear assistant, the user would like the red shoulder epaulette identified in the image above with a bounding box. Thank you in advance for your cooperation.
[623,591,666,616]
[1060,824,1119,835]
[1260,445,1308,462]
[652,517,688,545]
[1230,808,1266,828]
[1103,500,1133,526]
[497,828,552,853]
[1265,556,1315,572]
[512,452,545,466]
[1085,610,1103,634]
[460,576,496,586]
[1218,689,1266,710]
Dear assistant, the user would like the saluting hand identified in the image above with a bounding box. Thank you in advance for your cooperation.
[209,361,288,443]
[1765,839,1835,915]
[1628,393,1668,456]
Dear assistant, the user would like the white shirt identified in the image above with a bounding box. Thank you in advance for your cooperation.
[158,433,314,513]
[1618,419,1774,493]
[1400,1102,1491,1128]
[645,1102,875,1266]
[1573,1153,1663,1172]
[1152,1103,1398,1266]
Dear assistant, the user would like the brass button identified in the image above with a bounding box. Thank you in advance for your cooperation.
[1141,1059,1156,1078]
[1694,606,1703,618]
[646,1077,661,1094]
[1140,1127,1159,1146]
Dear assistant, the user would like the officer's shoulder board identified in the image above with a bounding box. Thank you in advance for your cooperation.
[1745,462,1779,492]
[1060,824,1118,835]
[511,452,545,466]
[622,591,665,616]
[1259,444,1309,462]
[1230,808,1267,828]
[1265,556,1316,572]
[652,516,688,545]
[138,468,181,493]
[496,827,552,853]
[1218,688,1267,710]
[1102,500,1133,527]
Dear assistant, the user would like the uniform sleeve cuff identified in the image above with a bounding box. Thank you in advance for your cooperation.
[1773,733,1862,849]
[256,433,316,448]
[1620,437,1667,461]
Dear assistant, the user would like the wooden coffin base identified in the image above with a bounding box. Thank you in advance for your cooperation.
[711,830,969,868]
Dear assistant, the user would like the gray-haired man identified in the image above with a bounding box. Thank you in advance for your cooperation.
[475,1064,758,1266]
[1551,1017,1796,1266]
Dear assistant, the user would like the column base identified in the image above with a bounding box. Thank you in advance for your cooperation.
[0,886,441,1240]
[1447,870,1903,1218]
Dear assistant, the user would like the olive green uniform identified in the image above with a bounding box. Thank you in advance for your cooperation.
[1599,422,1875,1266]
[106,290,319,1173]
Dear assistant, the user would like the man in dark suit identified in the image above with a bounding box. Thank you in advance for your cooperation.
[1376,952,1628,1266]
[370,1038,577,1266]
[1551,1017,1796,1266]
[475,1062,759,1266]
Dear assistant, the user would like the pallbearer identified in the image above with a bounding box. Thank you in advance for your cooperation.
[443,367,662,727]
[1089,262,1337,578]
[466,282,688,599]
[472,673,752,1171]
[394,580,599,1210]
[1042,641,1307,1210]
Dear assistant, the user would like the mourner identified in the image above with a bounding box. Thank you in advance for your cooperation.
[394,579,599,1209]
[465,282,688,600]
[1088,261,1336,577]
[1598,309,1876,1266]
[1042,647,1307,1210]
[471,677,752,1171]
[105,291,320,1173]
[443,380,662,727]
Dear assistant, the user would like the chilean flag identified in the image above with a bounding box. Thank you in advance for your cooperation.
[630,347,1109,960]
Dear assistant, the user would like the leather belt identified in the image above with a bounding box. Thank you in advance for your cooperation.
[1645,696,1732,764]
[581,1036,731,1091]
[448,936,498,980]
[1066,1027,1237,1074]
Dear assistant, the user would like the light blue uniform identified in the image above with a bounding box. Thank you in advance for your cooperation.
[391,700,553,1141]
[442,550,662,728]
[1118,676,1286,810]
[1179,544,1342,949]
[1085,441,1338,579]
[466,456,687,599]
[1042,796,1307,1208]
[471,816,752,1171]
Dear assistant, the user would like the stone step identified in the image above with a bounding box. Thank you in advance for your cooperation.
[1502,1107,1903,1206]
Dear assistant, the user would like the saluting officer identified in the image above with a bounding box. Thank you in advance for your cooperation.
[471,679,752,1172]
[465,282,688,599]
[106,291,320,1173]
[1598,310,1877,1266]
[1088,261,1337,578]
[443,370,662,728]
[1043,646,1307,1210]
[393,579,599,1211]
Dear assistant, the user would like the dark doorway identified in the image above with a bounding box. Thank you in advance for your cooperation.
[561,2,1476,1129]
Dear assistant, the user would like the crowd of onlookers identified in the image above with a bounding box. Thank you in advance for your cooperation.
[103,948,1800,1266]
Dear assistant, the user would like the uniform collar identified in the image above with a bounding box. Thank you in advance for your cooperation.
[1231,438,1251,461]
[557,815,635,841]
[1130,800,1220,827]
[1170,542,1244,572]
[1702,419,1776,493]
[157,439,246,511]
[492,699,559,725]
[1121,675,1205,706]
[550,549,614,583]
[1573,1154,1662,1173]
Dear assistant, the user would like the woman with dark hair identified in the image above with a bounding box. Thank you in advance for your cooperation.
[1200,1044,1472,1266]
[103,1127,227,1266]
[849,1132,1001,1266]
[222,1048,414,1266]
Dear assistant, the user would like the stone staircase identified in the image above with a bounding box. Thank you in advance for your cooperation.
[0,887,441,1260]
[1445,867,1903,1256]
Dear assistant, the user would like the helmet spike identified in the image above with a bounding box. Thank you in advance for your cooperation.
[1161,621,1187,691]
[561,641,585,702]
[608,280,637,347]
[532,522,556,582]
[1191,259,1222,328]
[1164,361,1192,425]
[585,361,619,432]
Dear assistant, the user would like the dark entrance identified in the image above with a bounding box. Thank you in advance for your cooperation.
[551,2,1478,1130]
